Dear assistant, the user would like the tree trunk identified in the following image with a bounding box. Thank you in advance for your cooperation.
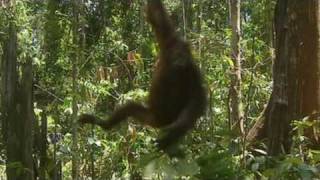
[266,0,290,155]
[71,60,79,180]
[71,0,82,178]
[2,19,34,180]
[2,20,19,180]
[287,0,320,145]
[39,111,47,180]
[229,0,243,135]
[20,57,35,180]
[248,0,320,155]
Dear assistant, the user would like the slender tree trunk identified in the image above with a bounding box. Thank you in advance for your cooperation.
[229,0,243,135]
[39,0,64,179]
[71,41,80,180]
[39,111,47,180]
[33,110,40,180]
[71,0,82,178]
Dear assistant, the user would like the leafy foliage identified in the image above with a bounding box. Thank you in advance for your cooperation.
[0,0,319,179]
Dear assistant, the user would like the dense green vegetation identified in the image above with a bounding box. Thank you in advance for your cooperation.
[0,0,319,179]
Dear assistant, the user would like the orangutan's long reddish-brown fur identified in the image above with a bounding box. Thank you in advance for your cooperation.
[79,0,206,151]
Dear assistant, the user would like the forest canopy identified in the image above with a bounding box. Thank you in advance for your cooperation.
[0,0,319,179]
